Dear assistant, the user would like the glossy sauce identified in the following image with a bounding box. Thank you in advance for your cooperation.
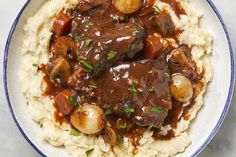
[160,0,186,17]
[41,0,203,149]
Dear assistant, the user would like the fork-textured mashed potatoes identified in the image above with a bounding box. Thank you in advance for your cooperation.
[19,0,213,156]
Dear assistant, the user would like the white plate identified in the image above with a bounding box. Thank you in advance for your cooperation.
[3,0,235,157]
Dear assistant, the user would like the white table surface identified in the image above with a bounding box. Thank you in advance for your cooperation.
[0,0,235,156]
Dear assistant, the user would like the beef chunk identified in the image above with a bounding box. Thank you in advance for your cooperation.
[72,18,145,76]
[77,0,111,13]
[90,59,172,127]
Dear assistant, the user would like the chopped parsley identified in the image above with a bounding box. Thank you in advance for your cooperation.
[147,123,154,131]
[148,86,155,93]
[76,105,82,113]
[32,63,38,67]
[71,3,77,8]
[150,106,163,113]
[68,96,77,106]
[153,6,161,14]
[85,22,94,28]
[132,28,142,38]
[107,51,118,60]
[163,72,170,78]
[52,72,62,80]
[129,42,137,51]
[69,129,81,136]
[69,14,75,19]
[105,108,112,115]
[119,122,127,129]
[87,7,97,14]
[129,84,138,93]
[85,148,94,156]
[97,63,105,73]
[88,84,97,89]
[81,60,93,71]
[74,34,82,41]
[116,134,121,145]
[124,106,134,116]
[85,38,93,46]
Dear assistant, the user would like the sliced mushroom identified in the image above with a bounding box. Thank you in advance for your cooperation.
[168,45,195,73]
[170,74,193,102]
[50,57,71,84]
[51,37,77,60]
[70,104,105,134]
[114,0,142,14]
[103,127,117,146]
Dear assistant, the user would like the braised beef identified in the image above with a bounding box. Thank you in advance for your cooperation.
[41,0,204,146]
[71,14,144,75]
[77,0,111,13]
[92,60,172,126]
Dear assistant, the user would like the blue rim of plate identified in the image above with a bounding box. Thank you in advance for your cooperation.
[3,0,235,157]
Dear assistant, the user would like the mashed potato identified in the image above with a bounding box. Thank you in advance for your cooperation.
[19,0,213,156]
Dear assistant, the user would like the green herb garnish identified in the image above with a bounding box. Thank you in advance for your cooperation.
[77,105,82,113]
[163,72,170,78]
[69,129,81,136]
[119,123,127,129]
[153,6,161,14]
[132,28,142,38]
[116,134,121,145]
[129,42,137,51]
[97,63,105,73]
[88,84,97,89]
[129,84,138,93]
[32,63,38,67]
[69,15,75,19]
[85,148,94,156]
[105,108,112,115]
[71,3,77,8]
[74,34,83,41]
[52,72,62,80]
[68,96,77,106]
[124,106,134,115]
[85,39,92,46]
[81,60,93,71]
[147,123,154,131]
[148,86,155,93]
[107,51,118,60]
[150,106,163,113]
[85,22,94,28]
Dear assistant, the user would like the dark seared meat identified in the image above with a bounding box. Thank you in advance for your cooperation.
[71,9,145,75]
[88,59,172,126]
[77,0,111,13]
[153,13,175,37]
